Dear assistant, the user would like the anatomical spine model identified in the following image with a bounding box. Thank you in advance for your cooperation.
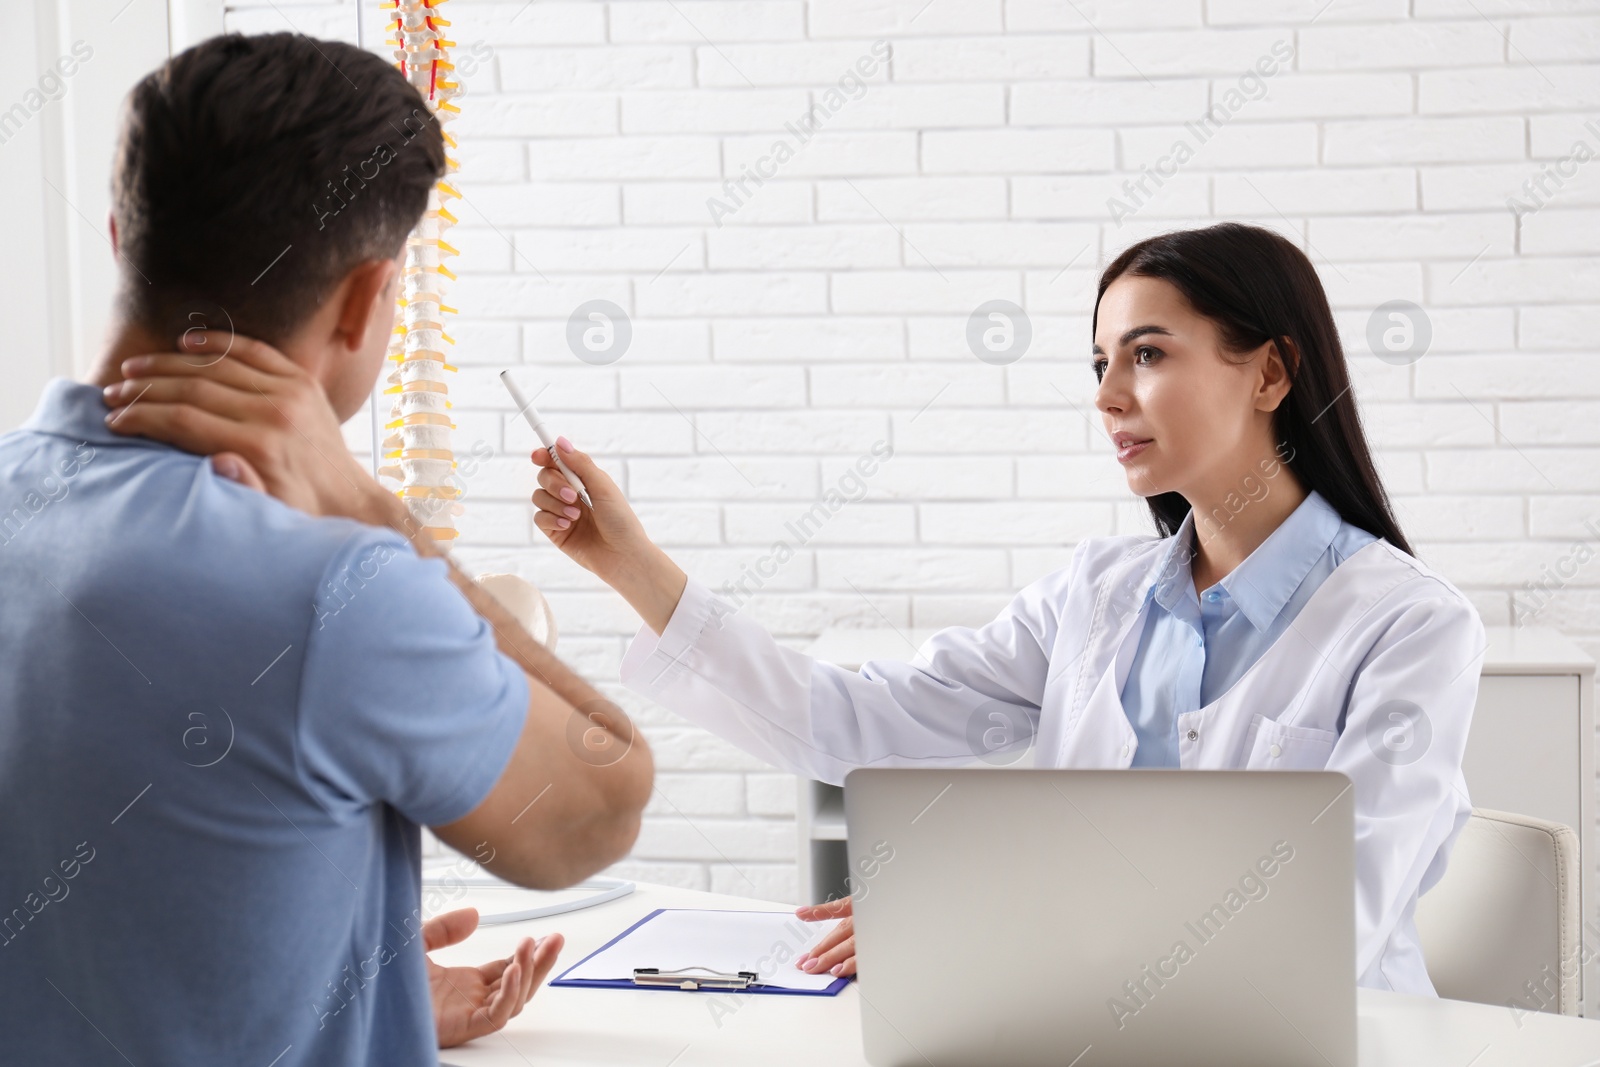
[379,0,463,544]
[372,4,558,648]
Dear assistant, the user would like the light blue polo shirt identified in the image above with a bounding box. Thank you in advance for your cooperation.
[0,379,528,1065]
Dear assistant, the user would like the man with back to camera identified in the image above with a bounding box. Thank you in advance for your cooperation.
[0,33,654,1063]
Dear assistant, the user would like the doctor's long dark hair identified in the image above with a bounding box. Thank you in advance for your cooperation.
[1093,222,1414,557]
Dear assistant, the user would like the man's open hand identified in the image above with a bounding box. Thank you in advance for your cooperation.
[102,331,390,524]
[424,907,564,1049]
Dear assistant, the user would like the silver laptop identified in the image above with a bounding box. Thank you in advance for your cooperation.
[844,768,1356,1067]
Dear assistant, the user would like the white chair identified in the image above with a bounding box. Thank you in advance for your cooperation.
[1414,808,1582,1015]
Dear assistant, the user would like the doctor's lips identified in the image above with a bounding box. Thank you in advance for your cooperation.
[1111,430,1154,463]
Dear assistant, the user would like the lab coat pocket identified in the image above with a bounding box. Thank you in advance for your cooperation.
[1245,714,1339,771]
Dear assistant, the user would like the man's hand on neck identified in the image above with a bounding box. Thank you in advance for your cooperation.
[97,327,400,532]
[96,325,605,704]
[84,321,182,391]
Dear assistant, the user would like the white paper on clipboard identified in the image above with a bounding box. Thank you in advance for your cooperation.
[556,909,842,991]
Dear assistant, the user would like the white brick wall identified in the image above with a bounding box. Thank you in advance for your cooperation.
[226,0,1600,906]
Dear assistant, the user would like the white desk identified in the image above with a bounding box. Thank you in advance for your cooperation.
[432,881,1600,1067]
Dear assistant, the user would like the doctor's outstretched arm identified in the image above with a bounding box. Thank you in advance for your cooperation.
[530,441,1063,785]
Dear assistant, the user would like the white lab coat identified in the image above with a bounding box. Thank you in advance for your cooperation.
[620,532,1487,997]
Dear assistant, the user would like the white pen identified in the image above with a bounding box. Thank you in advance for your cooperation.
[498,371,593,509]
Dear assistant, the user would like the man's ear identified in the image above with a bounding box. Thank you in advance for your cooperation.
[333,256,401,354]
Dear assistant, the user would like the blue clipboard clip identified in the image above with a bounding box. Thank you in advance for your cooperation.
[633,966,761,991]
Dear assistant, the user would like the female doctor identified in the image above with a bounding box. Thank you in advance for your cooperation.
[529,222,1486,997]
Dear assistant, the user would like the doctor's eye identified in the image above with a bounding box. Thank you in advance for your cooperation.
[1091,358,1106,383]
[1134,345,1163,365]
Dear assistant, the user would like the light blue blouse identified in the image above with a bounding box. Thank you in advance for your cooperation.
[1121,488,1379,767]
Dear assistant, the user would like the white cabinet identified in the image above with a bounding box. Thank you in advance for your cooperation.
[798,625,1596,1013]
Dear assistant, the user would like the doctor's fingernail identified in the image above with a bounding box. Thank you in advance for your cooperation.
[557,435,574,453]
[562,506,581,520]
[556,517,571,529]
[120,356,149,373]
[559,487,577,503]
[831,965,843,975]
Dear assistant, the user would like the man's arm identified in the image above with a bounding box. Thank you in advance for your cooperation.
[360,488,654,888]
[364,487,615,727]
[106,335,653,889]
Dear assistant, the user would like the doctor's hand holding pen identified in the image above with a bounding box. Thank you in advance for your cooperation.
[529,438,689,637]
[530,441,861,978]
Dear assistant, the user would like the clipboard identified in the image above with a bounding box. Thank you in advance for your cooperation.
[549,908,851,996]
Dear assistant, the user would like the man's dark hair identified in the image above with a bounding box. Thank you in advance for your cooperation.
[112,32,447,347]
